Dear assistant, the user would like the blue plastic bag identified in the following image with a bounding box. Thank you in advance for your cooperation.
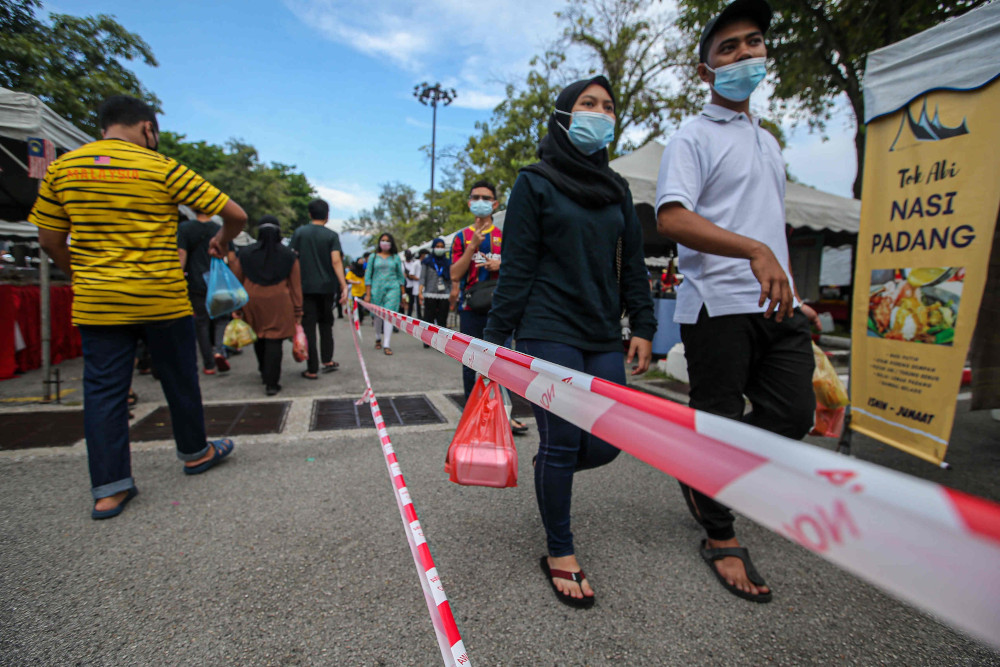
[204,257,248,318]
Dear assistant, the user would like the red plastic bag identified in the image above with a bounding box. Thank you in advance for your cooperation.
[446,377,518,488]
[810,401,845,438]
[292,323,308,362]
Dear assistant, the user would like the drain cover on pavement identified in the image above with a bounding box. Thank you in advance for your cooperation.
[130,402,291,442]
[311,395,446,431]
[446,392,536,419]
[0,411,85,450]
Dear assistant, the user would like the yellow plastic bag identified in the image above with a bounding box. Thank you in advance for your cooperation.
[812,342,849,408]
[223,318,256,350]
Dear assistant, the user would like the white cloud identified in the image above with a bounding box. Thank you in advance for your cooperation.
[314,184,378,218]
[284,0,563,105]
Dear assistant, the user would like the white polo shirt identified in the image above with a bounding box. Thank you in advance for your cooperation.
[655,104,798,324]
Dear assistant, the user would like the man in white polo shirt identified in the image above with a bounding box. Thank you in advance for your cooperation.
[656,0,821,604]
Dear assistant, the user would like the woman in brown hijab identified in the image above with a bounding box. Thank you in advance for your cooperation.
[229,216,303,395]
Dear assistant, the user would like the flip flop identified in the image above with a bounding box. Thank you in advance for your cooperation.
[699,539,772,603]
[127,390,139,407]
[384,348,393,356]
[301,371,318,380]
[91,487,138,520]
[322,362,339,373]
[183,438,235,476]
[375,341,382,350]
[510,420,529,435]
[539,556,595,609]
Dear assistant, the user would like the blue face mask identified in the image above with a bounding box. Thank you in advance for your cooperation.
[558,110,615,155]
[706,56,766,102]
[469,200,493,218]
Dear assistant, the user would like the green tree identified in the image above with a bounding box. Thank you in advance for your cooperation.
[158,134,316,235]
[558,0,697,157]
[343,182,428,250]
[158,131,227,175]
[435,0,697,222]
[0,0,161,137]
[674,0,989,198]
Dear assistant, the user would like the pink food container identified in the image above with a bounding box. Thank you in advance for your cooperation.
[450,440,518,488]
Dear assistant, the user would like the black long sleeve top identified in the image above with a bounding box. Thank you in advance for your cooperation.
[483,171,656,351]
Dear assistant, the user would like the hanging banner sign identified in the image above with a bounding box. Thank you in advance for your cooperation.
[851,80,1000,464]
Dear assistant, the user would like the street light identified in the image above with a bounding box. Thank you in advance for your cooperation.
[413,82,456,231]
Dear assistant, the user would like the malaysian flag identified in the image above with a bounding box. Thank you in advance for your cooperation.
[27,137,55,179]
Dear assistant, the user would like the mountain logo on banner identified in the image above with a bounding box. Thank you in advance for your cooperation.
[889,98,969,152]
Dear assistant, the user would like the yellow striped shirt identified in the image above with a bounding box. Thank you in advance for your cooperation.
[29,139,230,326]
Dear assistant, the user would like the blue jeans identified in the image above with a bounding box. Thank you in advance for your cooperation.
[518,339,625,557]
[79,316,210,500]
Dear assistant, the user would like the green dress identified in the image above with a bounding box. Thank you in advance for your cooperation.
[365,253,405,311]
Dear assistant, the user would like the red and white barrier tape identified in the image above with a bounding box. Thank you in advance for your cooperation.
[348,301,470,667]
[354,299,1000,649]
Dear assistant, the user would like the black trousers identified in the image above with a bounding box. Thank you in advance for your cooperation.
[254,338,284,389]
[423,297,449,328]
[679,307,815,541]
[302,293,335,374]
[190,289,226,370]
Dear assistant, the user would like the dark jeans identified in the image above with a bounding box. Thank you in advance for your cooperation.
[679,307,815,540]
[254,338,284,389]
[190,289,226,370]
[423,297,449,329]
[459,309,490,398]
[79,316,210,499]
[302,292,335,374]
[406,288,419,318]
[518,339,625,557]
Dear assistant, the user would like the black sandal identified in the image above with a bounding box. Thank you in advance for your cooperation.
[540,556,595,609]
[699,539,772,603]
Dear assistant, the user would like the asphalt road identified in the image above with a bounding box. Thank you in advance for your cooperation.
[1,319,998,666]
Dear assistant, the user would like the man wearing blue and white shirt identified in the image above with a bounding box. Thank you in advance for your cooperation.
[656,0,821,604]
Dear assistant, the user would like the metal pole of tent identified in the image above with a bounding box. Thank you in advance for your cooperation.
[40,246,52,403]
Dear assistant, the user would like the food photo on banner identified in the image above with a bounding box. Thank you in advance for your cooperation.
[850,3,1000,465]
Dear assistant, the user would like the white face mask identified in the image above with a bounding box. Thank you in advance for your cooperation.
[379,241,391,251]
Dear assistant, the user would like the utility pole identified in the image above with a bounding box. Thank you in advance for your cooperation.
[413,82,456,232]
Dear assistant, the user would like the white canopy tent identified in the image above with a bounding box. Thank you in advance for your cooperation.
[0,87,93,399]
[0,87,94,149]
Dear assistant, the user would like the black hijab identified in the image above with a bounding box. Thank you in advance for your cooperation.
[520,75,627,209]
[422,237,450,275]
[238,215,296,286]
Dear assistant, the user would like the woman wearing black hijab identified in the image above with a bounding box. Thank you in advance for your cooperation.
[483,76,656,608]
[419,237,452,345]
[229,216,303,395]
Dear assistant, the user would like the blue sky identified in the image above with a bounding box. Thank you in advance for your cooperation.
[46,0,856,258]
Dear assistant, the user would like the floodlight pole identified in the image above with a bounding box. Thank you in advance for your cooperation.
[413,82,456,231]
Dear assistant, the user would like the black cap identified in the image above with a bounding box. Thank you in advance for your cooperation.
[699,0,772,63]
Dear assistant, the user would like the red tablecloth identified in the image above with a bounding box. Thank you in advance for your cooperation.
[0,285,81,380]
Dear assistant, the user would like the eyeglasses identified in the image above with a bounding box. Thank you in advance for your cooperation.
[469,195,494,202]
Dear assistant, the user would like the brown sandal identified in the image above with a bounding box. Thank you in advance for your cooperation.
[375,340,382,350]
[384,348,393,356]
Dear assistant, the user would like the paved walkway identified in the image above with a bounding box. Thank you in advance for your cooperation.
[1,319,998,665]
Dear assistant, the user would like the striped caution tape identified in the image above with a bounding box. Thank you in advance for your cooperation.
[354,298,1000,650]
[347,299,470,667]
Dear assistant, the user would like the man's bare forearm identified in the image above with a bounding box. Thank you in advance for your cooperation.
[656,203,764,261]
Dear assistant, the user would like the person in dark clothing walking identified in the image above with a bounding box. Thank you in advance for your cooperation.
[177,208,231,374]
[289,199,348,379]
[230,216,303,396]
[484,76,655,608]
[419,237,451,347]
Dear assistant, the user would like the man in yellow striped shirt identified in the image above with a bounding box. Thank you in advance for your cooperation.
[31,95,248,519]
